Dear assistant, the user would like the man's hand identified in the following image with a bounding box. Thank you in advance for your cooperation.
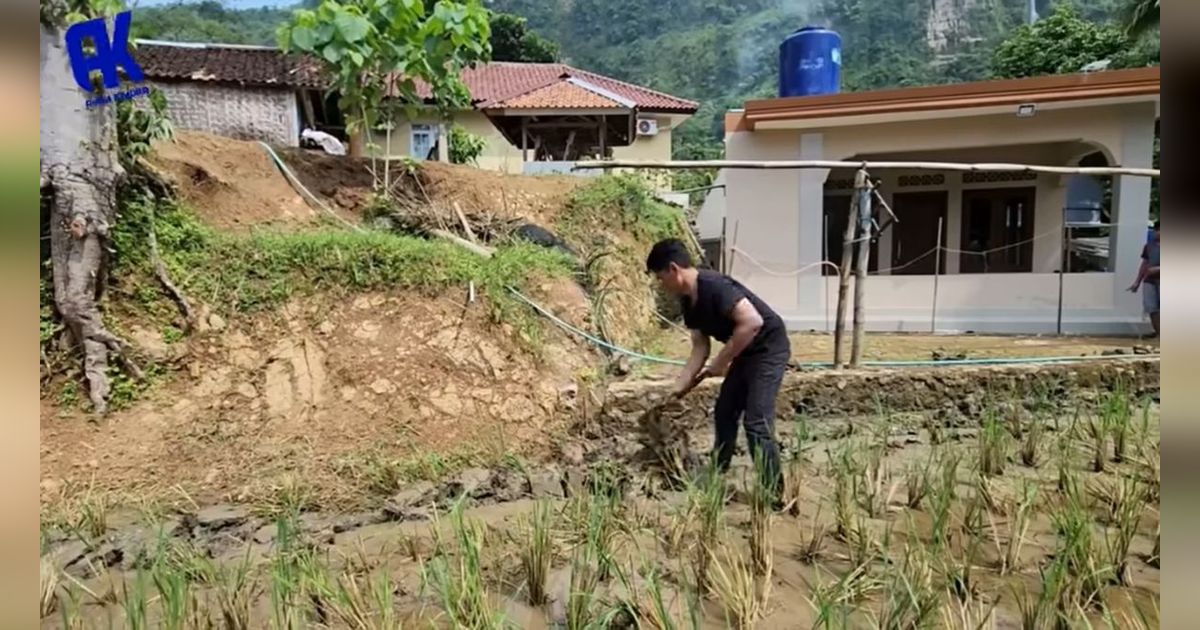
[1128,281,1141,292]
[700,359,730,378]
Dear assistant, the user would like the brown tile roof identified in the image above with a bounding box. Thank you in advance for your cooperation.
[134,40,698,113]
[742,67,1159,128]
[134,40,326,89]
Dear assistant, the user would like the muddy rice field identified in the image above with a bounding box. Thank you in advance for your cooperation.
[40,361,1160,629]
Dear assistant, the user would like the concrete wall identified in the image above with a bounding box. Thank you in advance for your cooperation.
[153,81,299,147]
[723,101,1157,334]
[695,171,727,240]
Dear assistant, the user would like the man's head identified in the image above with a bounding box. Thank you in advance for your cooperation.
[646,238,696,295]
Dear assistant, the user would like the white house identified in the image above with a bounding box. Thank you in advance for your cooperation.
[708,67,1159,335]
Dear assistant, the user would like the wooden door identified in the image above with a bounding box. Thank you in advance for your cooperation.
[960,187,1036,273]
[823,195,879,276]
[890,191,948,275]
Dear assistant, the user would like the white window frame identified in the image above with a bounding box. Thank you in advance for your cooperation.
[411,123,435,159]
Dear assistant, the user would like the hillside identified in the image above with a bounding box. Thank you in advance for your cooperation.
[133,0,1152,160]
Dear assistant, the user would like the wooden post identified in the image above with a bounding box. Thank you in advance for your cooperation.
[1057,223,1068,335]
[833,191,859,368]
[599,115,607,157]
[720,217,727,273]
[850,169,872,368]
[931,216,943,333]
[521,118,528,163]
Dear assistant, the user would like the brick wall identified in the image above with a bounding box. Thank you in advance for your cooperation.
[152,81,299,146]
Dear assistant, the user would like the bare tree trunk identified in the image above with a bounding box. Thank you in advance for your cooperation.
[40,23,127,414]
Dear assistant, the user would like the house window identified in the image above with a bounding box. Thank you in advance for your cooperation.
[411,124,436,159]
[959,187,1036,273]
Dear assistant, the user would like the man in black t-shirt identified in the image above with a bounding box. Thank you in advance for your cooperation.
[646,239,790,501]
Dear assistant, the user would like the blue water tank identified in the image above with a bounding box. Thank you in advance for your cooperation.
[779,26,842,98]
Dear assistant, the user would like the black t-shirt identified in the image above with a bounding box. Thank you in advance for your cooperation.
[682,269,788,356]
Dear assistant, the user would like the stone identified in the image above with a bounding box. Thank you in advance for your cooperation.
[236,383,258,398]
[130,326,170,361]
[195,504,251,530]
[370,378,396,395]
[563,468,588,497]
[559,442,585,466]
[445,468,494,500]
[331,512,386,533]
[207,312,227,331]
[384,481,437,517]
[252,524,277,544]
[528,467,564,499]
[317,321,336,335]
[493,471,529,502]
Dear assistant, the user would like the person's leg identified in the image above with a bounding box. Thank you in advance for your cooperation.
[740,350,788,502]
[711,366,747,473]
[1143,284,1160,337]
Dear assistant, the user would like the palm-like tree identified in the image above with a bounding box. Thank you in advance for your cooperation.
[1123,0,1160,38]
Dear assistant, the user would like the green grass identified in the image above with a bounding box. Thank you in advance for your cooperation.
[112,196,575,346]
[556,175,682,247]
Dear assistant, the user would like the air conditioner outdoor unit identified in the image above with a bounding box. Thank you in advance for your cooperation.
[636,118,658,136]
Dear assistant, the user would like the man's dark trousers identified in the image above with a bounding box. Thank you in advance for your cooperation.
[711,344,789,497]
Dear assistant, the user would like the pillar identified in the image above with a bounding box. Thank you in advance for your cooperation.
[1109,107,1155,320]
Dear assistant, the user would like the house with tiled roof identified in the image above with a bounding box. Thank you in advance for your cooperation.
[133,39,698,183]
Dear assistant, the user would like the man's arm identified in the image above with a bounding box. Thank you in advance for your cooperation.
[1129,251,1149,291]
[705,298,763,376]
[673,329,710,397]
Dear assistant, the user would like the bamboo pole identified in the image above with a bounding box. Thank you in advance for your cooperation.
[931,216,943,334]
[850,169,872,368]
[573,159,1160,178]
[833,191,859,368]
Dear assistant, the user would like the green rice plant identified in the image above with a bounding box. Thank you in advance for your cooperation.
[859,444,898,518]
[747,452,775,582]
[874,543,939,630]
[780,455,806,517]
[518,499,555,606]
[1100,381,1133,463]
[923,414,944,446]
[845,515,879,569]
[1021,415,1045,467]
[939,591,997,630]
[706,543,762,630]
[929,449,961,550]
[1149,524,1160,568]
[905,457,932,510]
[1011,557,1070,630]
[1050,493,1108,608]
[978,410,1010,476]
[565,533,603,630]
[629,562,701,630]
[830,442,861,542]
[151,553,195,630]
[1133,443,1160,503]
[267,510,311,630]
[1103,478,1147,586]
[120,567,151,630]
[684,460,727,593]
[805,564,880,629]
[942,529,982,604]
[212,546,261,630]
[421,497,506,629]
[39,556,57,618]
[1084,416,1109,474]
[56,581,84,630]
[322,569,401,630]
[797,506,829,565]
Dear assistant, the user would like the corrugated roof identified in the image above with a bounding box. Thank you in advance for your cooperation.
[134,40,698,113]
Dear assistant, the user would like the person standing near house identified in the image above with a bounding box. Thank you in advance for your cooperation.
[646,238,790,504]
[1128,220,1160,337]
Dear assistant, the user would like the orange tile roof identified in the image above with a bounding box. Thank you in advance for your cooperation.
[496,81,627,109]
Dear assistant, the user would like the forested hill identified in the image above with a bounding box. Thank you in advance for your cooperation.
[131,0,1157,160]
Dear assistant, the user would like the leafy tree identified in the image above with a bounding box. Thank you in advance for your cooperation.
[278,0,491,171]
[991,4,1132,78]
[488,12,557,62]
[449,123,486,165]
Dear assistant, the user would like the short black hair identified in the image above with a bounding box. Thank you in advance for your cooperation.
[646,238,693,273]
[1153,220,1160,230]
